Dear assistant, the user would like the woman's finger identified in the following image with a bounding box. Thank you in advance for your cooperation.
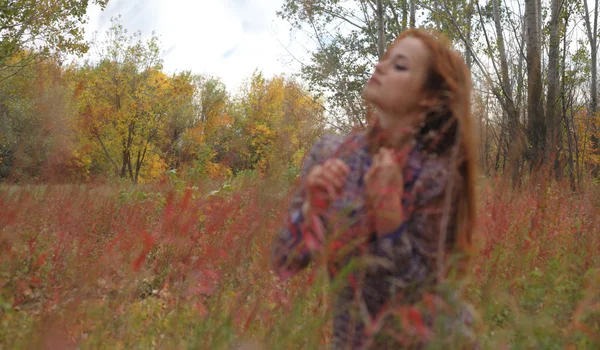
[330,159,350,177]
[323,158,336,171]
[307,165,323,185]
[313,173,337,199]
[325,182,337,199]
[321,167,344,190]
[325,159,347,180]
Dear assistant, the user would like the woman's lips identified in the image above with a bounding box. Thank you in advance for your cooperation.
[368,76,380,85]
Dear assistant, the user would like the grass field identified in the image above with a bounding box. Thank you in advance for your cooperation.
[0,176,599,349]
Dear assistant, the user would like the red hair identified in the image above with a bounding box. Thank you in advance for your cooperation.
[366,28,479,267]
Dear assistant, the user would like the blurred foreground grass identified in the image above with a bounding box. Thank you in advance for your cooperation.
[0,176,599,349]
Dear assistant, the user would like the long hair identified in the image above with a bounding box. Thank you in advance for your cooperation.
[366,28,479,265]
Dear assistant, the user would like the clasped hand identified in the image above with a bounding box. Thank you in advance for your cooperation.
[303,147,407,235]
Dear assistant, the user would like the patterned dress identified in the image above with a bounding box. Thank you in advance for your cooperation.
[271,131,478,349]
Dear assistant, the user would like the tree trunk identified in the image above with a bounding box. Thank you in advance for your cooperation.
[592,1,599,175]
[561,13,575,189]
[594,0,598,116]
[492,0,513,100]
[93,129,119,176]
[490,0,520,182]
[583,0,599,176]
[120,148,128,179]
[546,0,561,179]
[525,0,545,169]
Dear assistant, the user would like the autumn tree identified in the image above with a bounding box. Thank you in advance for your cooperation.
[161,71,197,170]
[178,74,233,180]
[195,74,231,162]
[228,72,326,177]
[77,18,173,183]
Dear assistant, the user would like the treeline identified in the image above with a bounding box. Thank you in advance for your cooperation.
[0,19,326,183]
[4,1,600,186]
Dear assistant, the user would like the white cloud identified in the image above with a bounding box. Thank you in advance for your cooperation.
[83,0,312,92]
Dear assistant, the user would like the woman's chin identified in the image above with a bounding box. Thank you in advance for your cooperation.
[362,86,377,103]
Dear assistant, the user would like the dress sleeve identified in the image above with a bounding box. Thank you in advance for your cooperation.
[372,156,463,295]
[270,134,342,278]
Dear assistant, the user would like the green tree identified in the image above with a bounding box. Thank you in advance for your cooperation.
[0,55,83,181]
[0,0,109,81]
[278,0,478,133]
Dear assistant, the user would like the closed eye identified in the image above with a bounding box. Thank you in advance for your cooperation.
[395,65,407,71]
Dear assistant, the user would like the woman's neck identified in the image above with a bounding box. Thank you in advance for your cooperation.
[378,109,422,130]
[375,109,422,148]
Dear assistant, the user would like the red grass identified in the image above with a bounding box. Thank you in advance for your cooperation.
[0,177,599,348]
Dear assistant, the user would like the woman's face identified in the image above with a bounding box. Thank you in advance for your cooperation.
[363,37,431,116]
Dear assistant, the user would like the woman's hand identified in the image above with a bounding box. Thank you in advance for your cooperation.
[365,147,407,234]
[303,158,349,216]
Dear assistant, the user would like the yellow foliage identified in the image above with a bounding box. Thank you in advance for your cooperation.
[205,162,232,179]
[232,72,325,177]
[73,26,180,183]
[291,148,306,170]
[573,109,600,167]
[66,148,92,180]
[139,153,168,183]
[180,125,206,161]
[205,113,234,137]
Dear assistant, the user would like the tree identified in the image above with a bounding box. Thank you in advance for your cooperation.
[195,74,230,160]
[278,0,402,132]
[279,0,600,183]
[0,0,110,81]
[0,52,86,181]
[77,18,171,183]
[161,71,197,170]
[228,72,325,176]
[278,0,483,133]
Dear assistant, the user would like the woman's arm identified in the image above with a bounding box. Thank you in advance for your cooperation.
[270,134,343,278]
[373,157,463,292]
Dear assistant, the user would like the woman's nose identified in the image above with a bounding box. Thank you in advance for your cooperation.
[375,60,385,74]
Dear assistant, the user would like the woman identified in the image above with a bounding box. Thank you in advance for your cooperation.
[271,28,479,349]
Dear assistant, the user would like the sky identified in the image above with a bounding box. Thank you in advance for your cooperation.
[83,0,312,92]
